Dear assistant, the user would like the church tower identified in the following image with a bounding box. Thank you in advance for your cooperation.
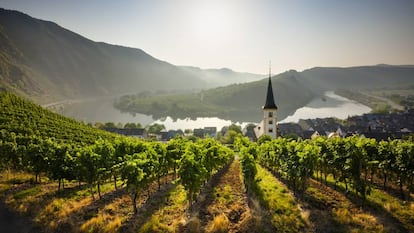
[262,67,278,138]
[254,64,278,139]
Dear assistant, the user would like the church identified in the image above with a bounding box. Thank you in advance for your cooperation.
[254,70,278,139]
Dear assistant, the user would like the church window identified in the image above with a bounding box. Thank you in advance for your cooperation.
[269,120,273,124]
[269,112,273,117]
[269,128,273,133]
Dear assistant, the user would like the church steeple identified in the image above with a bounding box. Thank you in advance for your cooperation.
[254,62,278,139]
[263,64,277,110]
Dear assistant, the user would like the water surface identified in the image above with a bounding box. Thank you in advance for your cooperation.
[55,91,371,129]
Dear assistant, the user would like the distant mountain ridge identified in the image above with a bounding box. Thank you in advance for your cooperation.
[180,66,264,86]
[0,8,262,103]
[299,65,414,93]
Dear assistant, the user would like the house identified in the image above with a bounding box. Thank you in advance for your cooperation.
[193,127,217,138]
[160,130,184,141]
[193,128,205,138]
[204,127,217,137]
[103,128,147,138]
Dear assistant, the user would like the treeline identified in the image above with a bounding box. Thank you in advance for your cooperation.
[238,135,414,200]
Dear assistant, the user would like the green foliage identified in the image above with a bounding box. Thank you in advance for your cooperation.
[178,139,233,207]
[146,123,165,134]
[243,135,414,200]
[124,122,142,129]
[257,134,273,145]
[240,147,257,191]
[179,147,207,205]
[120,153,146,214]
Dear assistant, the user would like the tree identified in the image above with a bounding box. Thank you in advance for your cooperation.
[147,123,166,134]
[166,137,187,178]
[78,146,100,200]
[179,149,207,207]
[395,141,414,199]
[26,137,54,183]
[124,122,142,129]
[48,143,75,190]
[104,122,117,128]
[92,139,115,199]
[151,142,167,190]
[257,134,273,145]
[0,131,19,173]
[222,130,241,145]
[121,155,146,214]
[228,124,242,134]
[240,146,257,193]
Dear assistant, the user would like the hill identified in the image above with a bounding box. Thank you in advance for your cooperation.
[115,71,317,122]
[115,66,414,122]
[180,66,264,87]
[0,8,262,103]
[0,92,114,144]
[300,65,414,92]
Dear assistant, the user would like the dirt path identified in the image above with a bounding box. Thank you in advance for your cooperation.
[0,202,43,233]
[191,159,254,233]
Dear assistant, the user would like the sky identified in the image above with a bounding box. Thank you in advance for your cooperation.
[1,0,413,74]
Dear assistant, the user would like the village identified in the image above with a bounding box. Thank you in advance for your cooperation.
[104,74,414,142]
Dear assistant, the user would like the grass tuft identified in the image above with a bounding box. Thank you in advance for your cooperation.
[186,217,201,233]
[139,216,172,233]
[214,184,233,205]
[13,186,41,199]
[80,212,123,233]
[206,213,230,233]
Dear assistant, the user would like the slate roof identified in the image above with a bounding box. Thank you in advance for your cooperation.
[263,77,278,109]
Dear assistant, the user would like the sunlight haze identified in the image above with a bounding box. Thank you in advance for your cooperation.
[1,0,413,74]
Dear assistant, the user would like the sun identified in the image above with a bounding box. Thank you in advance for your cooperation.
[188,1,237,44]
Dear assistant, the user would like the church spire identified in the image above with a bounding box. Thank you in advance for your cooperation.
[263,62,277,109]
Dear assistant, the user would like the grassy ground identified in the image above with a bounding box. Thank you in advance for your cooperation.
[0,171,182,233]
[303,179,385,233]
[252,165,308,233]
[317,175,414,233]
[189,159,255,233]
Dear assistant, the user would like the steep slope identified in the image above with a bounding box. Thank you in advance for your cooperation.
[0,92,114,144]
[0,8,208,102]
[0,8,265,103]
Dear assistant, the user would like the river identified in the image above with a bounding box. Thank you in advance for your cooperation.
[280,91,371,123]
[54,91,371,130]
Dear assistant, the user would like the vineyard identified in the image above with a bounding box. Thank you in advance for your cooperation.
[1,92,414,232]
